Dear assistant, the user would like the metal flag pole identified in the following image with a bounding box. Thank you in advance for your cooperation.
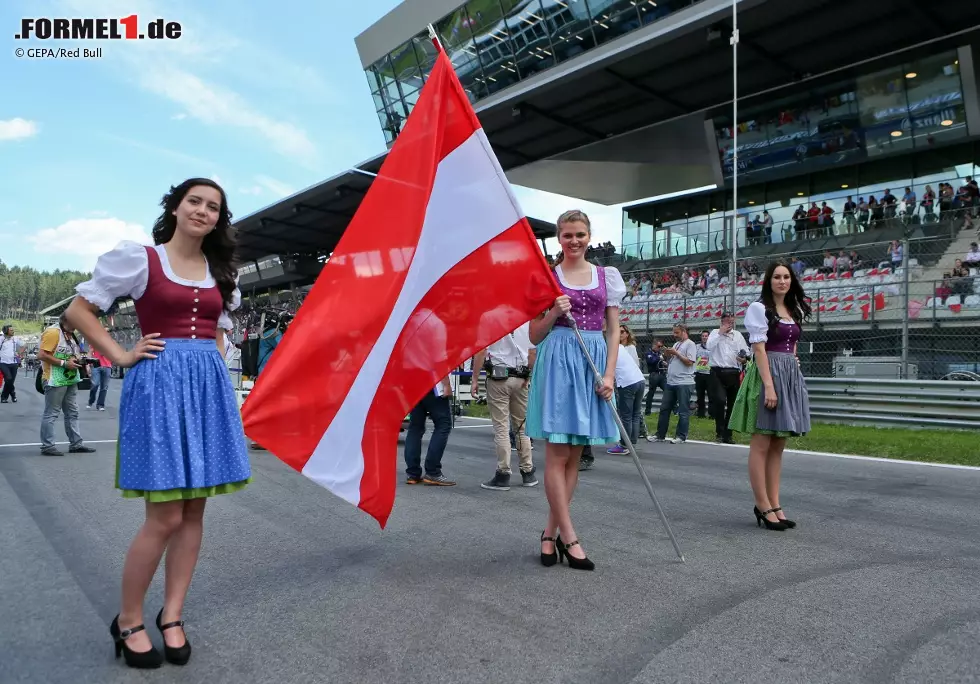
[729,0,739,314]
[564,313,685,562]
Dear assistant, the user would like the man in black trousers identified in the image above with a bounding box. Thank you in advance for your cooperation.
[705,312,750,443]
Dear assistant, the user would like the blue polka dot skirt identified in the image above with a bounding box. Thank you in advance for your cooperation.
[116,338,251,498]
[526,327,619,446]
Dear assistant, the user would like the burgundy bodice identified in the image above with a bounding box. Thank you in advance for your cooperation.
[766,320,801,353]
[553,266,607,332]
[133,247,223,340]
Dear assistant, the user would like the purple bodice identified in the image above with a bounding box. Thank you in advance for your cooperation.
[766,320,801,353]
[553,266,607,332]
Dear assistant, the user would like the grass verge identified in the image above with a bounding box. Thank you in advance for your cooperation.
[461,403,979,467]
[1,318,44,337]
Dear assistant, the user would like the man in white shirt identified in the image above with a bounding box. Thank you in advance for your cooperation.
[652,324,697,444]
[471,321,537,491]
[706,311,750,443]
[1,324,26,403]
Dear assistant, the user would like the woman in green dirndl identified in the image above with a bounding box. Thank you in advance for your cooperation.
[729,262,812,531]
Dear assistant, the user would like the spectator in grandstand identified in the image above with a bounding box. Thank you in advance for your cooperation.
[940,182,955,219]
[849,250,865,271]
[643,338,667,415]
[790,257,805,278]
[884,241,903,270]
[951,259,972,296]
[842,196,857,234]
[807,202,820,237]
[869,195,883,226]
[729,262,812,532]
[792,205,807,240]
[835,251,851,275]
[902,187,917,219]
[607,325,645,455]
[651,324,696,444]
[762,210,773,244]
[820,202,835,236]
[921,185,936,222]
[528,209,625,571]
[707,312,749,443]
[705,263,720,287]
[1,323,25,403]
[471,321,538,492]
[881,188,898,220]
[935,277,953,305]
[964,243,980,268]
[694,331,712,419]
[820,250,836,275]
[857,197,870,230]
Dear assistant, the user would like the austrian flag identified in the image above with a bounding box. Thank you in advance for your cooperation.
[241,47,560,528]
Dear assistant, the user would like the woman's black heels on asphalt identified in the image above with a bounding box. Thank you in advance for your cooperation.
[754,506,789,531]
[556,536,595,571]
[156,608,192,665]
[110,615,163,669]
[540,531,558,566]
[770,507,796,528]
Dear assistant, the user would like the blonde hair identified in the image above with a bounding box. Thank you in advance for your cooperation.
[554,210,591,266]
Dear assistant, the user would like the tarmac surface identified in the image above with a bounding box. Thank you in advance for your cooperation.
[2,377,979,684]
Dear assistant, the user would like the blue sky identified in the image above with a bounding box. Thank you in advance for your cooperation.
[0,0,624,272]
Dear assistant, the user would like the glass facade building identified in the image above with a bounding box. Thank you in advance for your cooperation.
[364,0,704,145]
[622,49,976,260]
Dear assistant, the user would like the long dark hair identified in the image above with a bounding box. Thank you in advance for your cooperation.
[760,260,811,328]
[151,178,238,311]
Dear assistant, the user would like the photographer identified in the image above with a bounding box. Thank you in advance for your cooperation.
[37,313,97,456]
[472,321,538,491]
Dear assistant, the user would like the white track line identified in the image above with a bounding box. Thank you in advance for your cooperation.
[0,439,118,449]
[683,439,980,471]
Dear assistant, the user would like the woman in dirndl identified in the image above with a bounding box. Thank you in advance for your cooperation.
[527,210,626,571]
[729,261,811,531]
[67,178,250,669]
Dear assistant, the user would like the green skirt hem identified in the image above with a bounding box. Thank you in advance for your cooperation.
[119,478,251,502]
[531,432,616,446]
[728,362,803,438]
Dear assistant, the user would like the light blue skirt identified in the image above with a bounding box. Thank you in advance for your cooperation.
[526,327,619,445]
[117,338,251,493]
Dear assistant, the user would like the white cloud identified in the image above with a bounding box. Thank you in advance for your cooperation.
[171,113,188,121]
[0,118,39,141]
[210,174,224,187]
[58,0,322,168]
[255,175,295,199]
[99,133,214,169]
[238,186,264,196]
[28,218,152,270]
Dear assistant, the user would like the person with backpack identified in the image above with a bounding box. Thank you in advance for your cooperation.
[36,314,97,456]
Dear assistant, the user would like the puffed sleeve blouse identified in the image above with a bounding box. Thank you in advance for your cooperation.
[75,240,241,329]
[744,302,770,344]
[604,266,627,308]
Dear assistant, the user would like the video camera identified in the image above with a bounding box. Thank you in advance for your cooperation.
[76,356,100,366]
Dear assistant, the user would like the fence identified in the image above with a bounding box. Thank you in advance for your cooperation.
[807,378,980,429]
[614,216,980,381]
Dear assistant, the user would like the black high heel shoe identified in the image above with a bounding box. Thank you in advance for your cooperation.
[556,536,595,571]
[771,507,796,529]
[754,506,788,531]
[109,615,163,669]
[540,531,558,567]
[156,609,192,665]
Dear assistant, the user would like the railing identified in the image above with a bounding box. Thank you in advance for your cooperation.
[620,206,977,261]
[806,377,980,430]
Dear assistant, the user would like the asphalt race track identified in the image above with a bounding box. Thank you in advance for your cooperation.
[2,380,979,684]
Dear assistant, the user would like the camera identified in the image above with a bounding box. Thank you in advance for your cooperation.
[76,357,99,366]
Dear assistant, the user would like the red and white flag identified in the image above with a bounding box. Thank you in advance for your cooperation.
[241,47,560,528]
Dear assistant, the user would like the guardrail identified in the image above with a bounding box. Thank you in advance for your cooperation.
[806,377,980,430]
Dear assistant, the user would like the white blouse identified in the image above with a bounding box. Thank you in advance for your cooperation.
[75,240,241,330]
[555,264,627,308]
[744,302,770,344]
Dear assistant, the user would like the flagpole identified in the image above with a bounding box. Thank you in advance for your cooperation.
[565,314,685,562]
[427,23,443,52]
[729,0,739,314]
